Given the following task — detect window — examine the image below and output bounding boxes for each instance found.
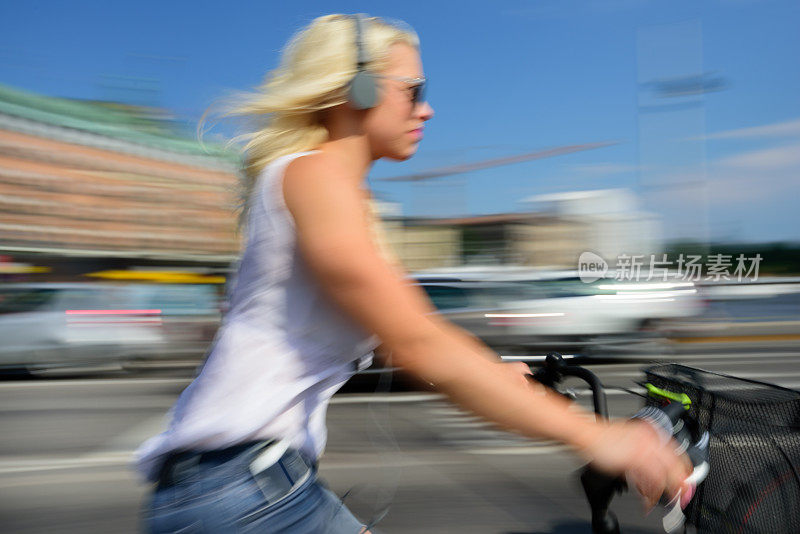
[420,285,470,310]
[0,288,58,314]
[126,284,219,315]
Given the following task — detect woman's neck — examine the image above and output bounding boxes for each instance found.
[318,109,376,185]
[317,135,374,185]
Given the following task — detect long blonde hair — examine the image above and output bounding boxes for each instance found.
[205,14,419,227]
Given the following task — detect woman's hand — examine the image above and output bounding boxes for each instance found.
[581,419,693,511]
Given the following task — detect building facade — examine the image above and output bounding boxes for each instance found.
[0,84,241,279]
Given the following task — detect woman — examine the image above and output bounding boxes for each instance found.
[137,14,691,533]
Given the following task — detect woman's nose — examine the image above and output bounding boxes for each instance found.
[417,101,434,121]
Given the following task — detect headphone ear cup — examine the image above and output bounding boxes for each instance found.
[349,70,377,109]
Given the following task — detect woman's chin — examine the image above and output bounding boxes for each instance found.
[396,145,419,161]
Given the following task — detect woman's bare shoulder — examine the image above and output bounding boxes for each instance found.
[282,150,362,226]
[284,150,348,184]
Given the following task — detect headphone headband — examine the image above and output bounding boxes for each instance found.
[353,13,369,67]
[348,13,377,109]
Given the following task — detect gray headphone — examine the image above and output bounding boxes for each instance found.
[348,14,378,110]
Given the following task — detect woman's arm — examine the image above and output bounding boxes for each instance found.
[283,153,690,507]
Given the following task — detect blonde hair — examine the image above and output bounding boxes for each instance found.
[205,14,419,227]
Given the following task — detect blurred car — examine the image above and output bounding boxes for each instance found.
[125,283,221,362]
[0,282,221,374]
[0,283,166,374]
[412,266,702,356]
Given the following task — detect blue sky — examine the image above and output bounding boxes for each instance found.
[1,0,798,243]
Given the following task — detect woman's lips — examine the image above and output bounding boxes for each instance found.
[410,128,424,140]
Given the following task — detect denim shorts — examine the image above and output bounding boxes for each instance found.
[143,443,366,533]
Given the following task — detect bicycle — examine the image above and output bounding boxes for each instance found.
[529,353,800,534]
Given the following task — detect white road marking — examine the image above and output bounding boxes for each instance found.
[439,420,496,429]
[0,452,134,475]
[672,351,800,360]
[95,414,168,453]
[0,470,139,488]
[591,370,800,380]
[0,398,175,412]
[0,451,471,478]
[0,377,192,389]
[465,444,567,455]
[320,457,468,470]
[329,393,442,404]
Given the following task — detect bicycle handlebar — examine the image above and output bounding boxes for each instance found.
[529,352,610,418]
[528,352,710,534]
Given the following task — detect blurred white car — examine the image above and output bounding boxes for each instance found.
[0,283,166,373]
[125,283,221,361]
[413,267,702,355]
[0,282,221,374]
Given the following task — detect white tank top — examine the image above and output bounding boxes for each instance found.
[135,151,378,481]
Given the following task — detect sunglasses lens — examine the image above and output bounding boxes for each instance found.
[412,83,425,104]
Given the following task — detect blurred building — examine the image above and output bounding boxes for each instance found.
[523,189,662,265]
[386,213,592,270]
[368,196,461,271]
[370,189,662,271]
[0,83,661,278]
[0,84,241,279]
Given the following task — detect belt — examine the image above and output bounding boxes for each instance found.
[157,440,314,506]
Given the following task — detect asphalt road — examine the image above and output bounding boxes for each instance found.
[2,345,799,533]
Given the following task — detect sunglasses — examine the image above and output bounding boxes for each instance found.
[375,75,427,105]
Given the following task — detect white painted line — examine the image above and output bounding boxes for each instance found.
[0,451,474,478]
[673,352,800,360]
[0,470,137,488]
[427,407,470,417]
[95,414,168,453]
[0,452,133,475]
[329,393,442,404]
[0,377,192,389]
[685,357,800,366]
[0,393,443,412]
[0,398,174,412]
[583,352,800,367]
[320,457,468,470]
[591,370,800,380]
[465,444,567,455]
[439,421,495,429]
[123,360,200,370]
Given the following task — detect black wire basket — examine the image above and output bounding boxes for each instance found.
[643,363,800,534]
